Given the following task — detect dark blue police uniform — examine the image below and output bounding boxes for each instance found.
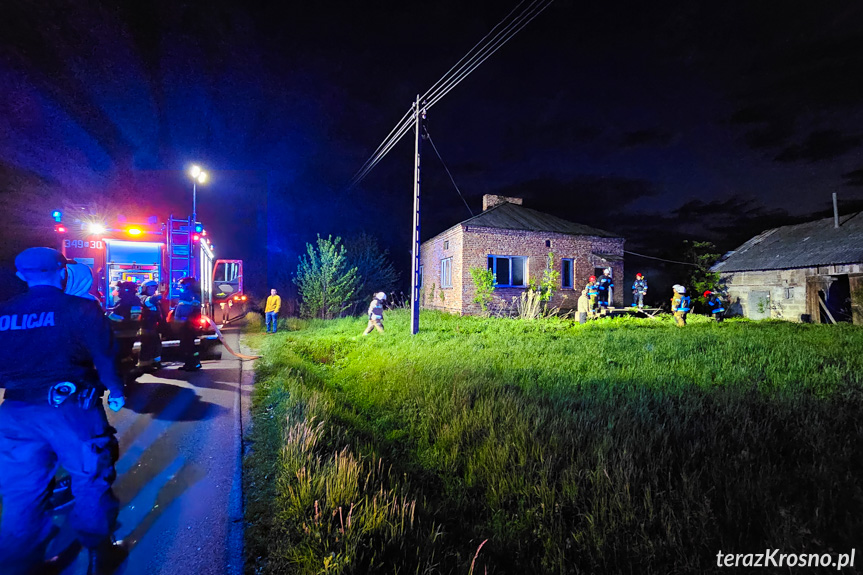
[0,250,124,574]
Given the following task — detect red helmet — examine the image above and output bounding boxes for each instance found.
[703,290,712,297]
[636,273,643,279]
[589,275,596,282]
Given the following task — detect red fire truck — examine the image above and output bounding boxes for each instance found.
[53,208,244,330]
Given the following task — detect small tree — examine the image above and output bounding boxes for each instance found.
[294,235,359,319]
[470,266,496,316]
[683,240,724,305]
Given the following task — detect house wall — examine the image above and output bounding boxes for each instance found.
[422,226,624,315]
[718,263,863,322]
[419,226,464,314]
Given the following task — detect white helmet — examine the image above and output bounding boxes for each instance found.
[376,292,387,300]
[674,285,686,294]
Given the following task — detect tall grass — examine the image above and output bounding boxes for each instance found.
[244,311,863,574]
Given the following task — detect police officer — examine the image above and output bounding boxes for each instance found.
[137,280,164,371]
[174,277,202,371]
[0,247,125,575]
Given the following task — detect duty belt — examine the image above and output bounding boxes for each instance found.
[5,382,101,408]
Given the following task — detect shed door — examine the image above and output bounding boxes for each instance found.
[850,274,863,326]
[748,291,770,320]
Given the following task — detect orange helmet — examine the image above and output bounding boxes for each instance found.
[589,275,596,282]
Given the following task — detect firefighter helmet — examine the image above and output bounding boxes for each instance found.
[178,276,196,287]
[376,292,387,300]
[674,285,686,294]
[589,275,596,282]
[636,273,643,279]
[117,281,138,294]
[703,290,712,298]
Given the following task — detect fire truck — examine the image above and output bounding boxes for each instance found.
[53,208,244,334]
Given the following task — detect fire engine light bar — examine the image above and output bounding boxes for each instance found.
[127,227,142,236]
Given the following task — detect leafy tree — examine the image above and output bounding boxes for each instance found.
[683,240,724,304]
[345,233,400,303]
[470,266,496,316]
[294,235,359,319]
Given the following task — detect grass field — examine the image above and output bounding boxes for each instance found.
[243,310,863,574]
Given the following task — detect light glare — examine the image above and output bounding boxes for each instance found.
[190,165,201,178]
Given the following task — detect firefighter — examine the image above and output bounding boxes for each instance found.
[109,281,143,379]
[137,280,164,371]
[362,292,387,335]
[598,268,614,308]
[632,273,648,310]
[0,247,126,575]
[174,277,202,371]
[671,284,691,326]
[703,290,726,322]
[586,275,599,312]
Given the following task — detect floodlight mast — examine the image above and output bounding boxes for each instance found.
[410,95,426,335]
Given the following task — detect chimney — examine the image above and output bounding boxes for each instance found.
[482,194,523,211]
[833,192,839,229]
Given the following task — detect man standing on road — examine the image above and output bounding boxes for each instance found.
[174,277,202,371]
[265,288,281,334]
[138,280,164,371]
[0,247,126,575]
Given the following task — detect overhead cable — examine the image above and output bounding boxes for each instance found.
[623,250,700,267]
[351,0,554,186]
[427,132,474,217]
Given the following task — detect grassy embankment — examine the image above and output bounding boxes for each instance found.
[244,310,863,574]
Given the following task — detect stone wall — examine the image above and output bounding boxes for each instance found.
[719,263,863,322]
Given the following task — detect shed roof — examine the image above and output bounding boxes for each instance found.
[459,202,621,238]
[711,212,863,272]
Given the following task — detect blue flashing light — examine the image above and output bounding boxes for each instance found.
[52,211,62,222]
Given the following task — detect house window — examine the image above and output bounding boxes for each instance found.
[545,239,551,248]
[784,287,794,299]
[444,240,449,250]
[561,258,573,289]
[441,258,452,288]
[487,255,528,287]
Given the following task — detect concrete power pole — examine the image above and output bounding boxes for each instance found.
[410,96,425,335]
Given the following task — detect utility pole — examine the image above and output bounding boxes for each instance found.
[410,96,425,335]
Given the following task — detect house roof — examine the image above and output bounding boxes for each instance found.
[711,212,863,272]
[458,202,621,238]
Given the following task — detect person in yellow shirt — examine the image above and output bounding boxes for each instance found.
[265,288,281,333]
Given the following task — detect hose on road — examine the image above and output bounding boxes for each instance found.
[204,316,262,361]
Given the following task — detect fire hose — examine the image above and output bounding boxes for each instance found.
[203,316,262,360]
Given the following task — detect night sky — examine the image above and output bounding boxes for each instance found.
[2,0,863,301]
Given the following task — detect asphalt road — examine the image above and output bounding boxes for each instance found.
[52,327,253,575]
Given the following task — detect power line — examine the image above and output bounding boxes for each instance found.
[351,0,554,186]
[426,131,474,217]
[624,250,700,267]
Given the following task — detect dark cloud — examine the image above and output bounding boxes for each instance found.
[619,129,673,149]
[774,130,862,163]
[842,168,863,187]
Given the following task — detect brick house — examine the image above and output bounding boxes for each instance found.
[420,195,625,315]
[710,212,863,324]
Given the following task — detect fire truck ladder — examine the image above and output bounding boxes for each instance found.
[166,216,194,301]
